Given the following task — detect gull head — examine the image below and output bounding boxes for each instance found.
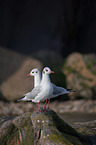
[43,67,54,75]
[27,68,40,77]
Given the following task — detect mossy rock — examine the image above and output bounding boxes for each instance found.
[0,109,96,144]
[62,52,96,99]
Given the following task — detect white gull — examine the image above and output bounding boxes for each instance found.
[18,67,54,111]
[17,68,41,101]
[18,67,75,111]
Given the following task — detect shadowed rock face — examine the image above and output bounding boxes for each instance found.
[0,109,96,145]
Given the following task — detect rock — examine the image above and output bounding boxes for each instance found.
[0,101,37,116]
[0,47,42,101]
[0,109,96,144]
[13,113,34,145]
[62,52,96,99]
[50,100,96,114]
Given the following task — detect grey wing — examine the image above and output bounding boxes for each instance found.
[51,83,68,98]
[24,92,30,96]
[25,85,42,100]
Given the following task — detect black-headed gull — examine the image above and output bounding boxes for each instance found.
[25,67,75,110]
[18,67,54,111]
[18,68,41,101]
[24,68,41,97]
[27,68,41,87]
[31,67,54,111]
[18,67,75,111]
[26,68,46,109]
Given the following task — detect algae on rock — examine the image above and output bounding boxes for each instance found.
[0,109,96,144]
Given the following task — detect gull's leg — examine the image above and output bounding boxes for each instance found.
[43,99,47,110]
[43,101,45,110]
[38,102,41,112]
[47,99,50,109]
[45,99,47,108]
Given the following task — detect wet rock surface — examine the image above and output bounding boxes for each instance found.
[0,109,96,145]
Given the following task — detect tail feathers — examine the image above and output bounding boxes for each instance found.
[17,97,27,101]
[24,92,30,96]
[67,89,76,92]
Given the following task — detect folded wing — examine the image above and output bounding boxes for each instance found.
[50,83,74,98]
[17,85,42,101]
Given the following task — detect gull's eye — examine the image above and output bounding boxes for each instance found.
[36,71,38,73]
[32,71,34,73]
[46,69,48,72]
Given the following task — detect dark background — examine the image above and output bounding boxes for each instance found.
[0,0,96,56]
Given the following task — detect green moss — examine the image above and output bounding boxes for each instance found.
[86,64,91,69]
[1,108,96,145]
[92,71,96,75]
[20,118,34,145]
[32,111,79,144]
[78,74,82,79]
[64,67,73,74]
[13,113,34,145]
[48,131,73,145]
[88,78,93,82]
[84,56,96,72]
[32,112,55,130]
[80,82,88,89]
[20,127,34,145]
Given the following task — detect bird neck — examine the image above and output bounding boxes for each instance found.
[41,74,51,84]
[34,74,41,87]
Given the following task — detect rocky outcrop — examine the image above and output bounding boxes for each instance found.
[0,47,42,101]
[62,52,96,99]
[0,109,96,145]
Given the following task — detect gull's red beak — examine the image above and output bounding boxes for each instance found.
[50,71,54,73]
[27,74,31,77]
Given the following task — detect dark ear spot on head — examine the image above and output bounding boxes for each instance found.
[36,71,38,73]
[43,71,45,74]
